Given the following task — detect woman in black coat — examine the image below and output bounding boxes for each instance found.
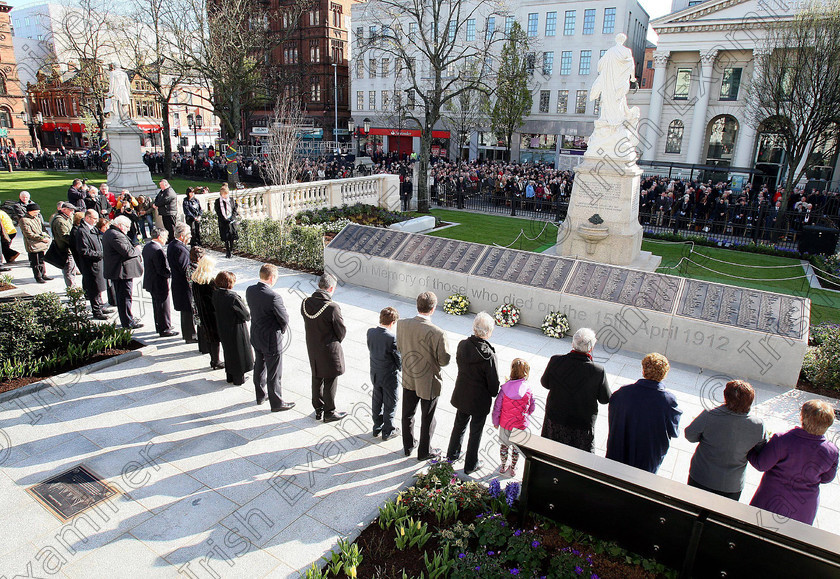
[445,312,500,475]
[214,184,238,258]
[212,271,253,385]
[191,254,223,369]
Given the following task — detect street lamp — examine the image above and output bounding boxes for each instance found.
[362,117,371,157]
[347,118,355,155]
[187,112,203,153]
[332,63,339,155]
[17,110,43,153]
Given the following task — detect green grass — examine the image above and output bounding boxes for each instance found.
[426,209,558,252]
[0,170,223,211]
[424,208,840,325]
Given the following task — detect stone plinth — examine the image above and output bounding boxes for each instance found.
[105,123,158,199]
[556,157,660,272]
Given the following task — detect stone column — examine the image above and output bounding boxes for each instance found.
[641,51,670,161]
[732,48,767,169]
[684,50,718,165]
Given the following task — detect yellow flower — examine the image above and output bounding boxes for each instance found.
[400,527,405,536]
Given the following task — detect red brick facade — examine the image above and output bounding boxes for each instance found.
[0,1,32,149]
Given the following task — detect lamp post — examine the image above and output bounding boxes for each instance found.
[17,110,43,153]
[332,63,339,155]
[363,117,371,157]
[347,118,355,155]
[187,112,203,153]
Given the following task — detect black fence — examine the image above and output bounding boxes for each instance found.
[432,181,570,222]
[517,435,840,579]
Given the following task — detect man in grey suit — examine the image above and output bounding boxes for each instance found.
[397,292,451,461]
[102,215,144,329]
[141,227,176,337]
[245,264,295,412]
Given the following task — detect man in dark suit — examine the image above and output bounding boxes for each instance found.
[397,292,451,461]
[68,179,86,211]
[76,209,112,320]
[367,307,402,440]
[246,264,295,412]
[102,215,144,329]
[167,223,197,342]
[142,227,176,337]
[301,273,347,422]
[154,179,178,242]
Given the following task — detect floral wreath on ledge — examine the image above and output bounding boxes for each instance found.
[494,303,520,328]
[541,311,570,339]
[443,293,470,315]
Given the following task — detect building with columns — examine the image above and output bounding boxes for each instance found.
[636,0,840,190]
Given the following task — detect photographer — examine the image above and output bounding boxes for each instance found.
[136,195,155,241]
[116,190,140,243]
[183,187,202,247]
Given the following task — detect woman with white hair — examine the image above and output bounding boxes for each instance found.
[540,327,611,452]
[445,311,501,475]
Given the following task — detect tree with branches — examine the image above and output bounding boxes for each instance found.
[488,20,531,160]
[358,0,502,211]
[263,97,305,224]
[746,5,840,238]
[442,60,487,160]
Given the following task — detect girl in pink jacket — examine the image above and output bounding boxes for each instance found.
[492,358,536,476]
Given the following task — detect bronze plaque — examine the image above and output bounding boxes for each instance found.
[472,248,574,291]
[566,263,679,313]
[28,465,119,521]
[327,224,409,258]
[676,280,806,339]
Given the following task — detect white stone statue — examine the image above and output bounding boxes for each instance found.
[586,33,641,160]
[104,65,132,125]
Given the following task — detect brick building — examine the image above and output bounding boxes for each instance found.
[0,1,32,149]
[247,0,356,149]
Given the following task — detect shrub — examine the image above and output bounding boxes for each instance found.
[802,323,840,390]
[295,203,408,227]
[644,230,809,259]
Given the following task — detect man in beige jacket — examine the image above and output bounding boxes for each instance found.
[397,291,451,461]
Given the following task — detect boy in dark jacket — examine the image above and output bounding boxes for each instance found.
[367,307,402,440]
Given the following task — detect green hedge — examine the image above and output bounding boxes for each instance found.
[296,203,408,227]
[0,289,134,380]
[803,322,840,391]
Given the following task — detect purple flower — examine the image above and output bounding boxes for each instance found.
[505,481,521,506]
[574,566,583,575]
[514,530,522,536]
[488,478,502,499]
[572,550,580,556]
[510,570,520,575]
[459,553,466,559]
[531,540,540,548]
[488,551,495,556]
[592,575,600,579]
[475,566,481,571]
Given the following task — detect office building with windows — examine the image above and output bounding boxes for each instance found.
[350,0,648,165]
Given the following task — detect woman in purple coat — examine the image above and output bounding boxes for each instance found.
[748,400,838,525]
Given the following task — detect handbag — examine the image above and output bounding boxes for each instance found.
[44,240,68,269]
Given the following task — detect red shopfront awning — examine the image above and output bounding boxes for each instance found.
[42,122,74,132]
[362,128,450,139]
[137,124,163,133]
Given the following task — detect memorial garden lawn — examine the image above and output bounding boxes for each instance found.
[426,208,840,326]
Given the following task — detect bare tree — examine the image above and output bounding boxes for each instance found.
[746,5,840,238]
[263,97,305,190]
[125,0,193,177]
[359,0,502,211]
[175,0,311,184]
[441,60,488,160]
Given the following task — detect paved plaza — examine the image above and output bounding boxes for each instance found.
[0,241,839,578]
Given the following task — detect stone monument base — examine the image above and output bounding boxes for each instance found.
[105,122,158,199]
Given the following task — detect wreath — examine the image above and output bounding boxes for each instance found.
[494,303,520,328]
[541,311,570,339]
[443,293,470,315]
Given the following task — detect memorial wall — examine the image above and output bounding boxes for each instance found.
[325,224,810,387]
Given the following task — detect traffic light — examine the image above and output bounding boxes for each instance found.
[173,129,180,137]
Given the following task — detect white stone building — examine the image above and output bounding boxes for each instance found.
[636,0,840,190]
[349,0,649,167]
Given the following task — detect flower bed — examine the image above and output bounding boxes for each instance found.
[296,203,409,228]
[0,288,136,391]
[801,322,840,395]
[306,461,674,579]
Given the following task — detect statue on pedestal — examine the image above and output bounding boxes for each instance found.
[104,65,132,126]
[586,34,641,160]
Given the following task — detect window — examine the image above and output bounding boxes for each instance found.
[356,26,363,40]
[666,120,684,153]
[674,68,691,99]
[369,25,377,40]
[486,16,495,39]
[309,9,320,26]
[466,18,476,41]
[603,8,616,34]
[557,90,568,113]
[526,52,535,75]
[382,58,390,76]
[546,12,557,36]
[369,58,377,78]
[356,91,364,110]
[560,51,572,75]
[369,90,376,110]
[309,40,320,63]
[0,109,11,129]
[564,11,575,35]
[311,79,321,102]
[527,13,538,37]
[381,25,391,41]
[593,97,601,117]
[579,50,591,75]
[720,67,742,100]
[543,51,554,76]
[356,60,364,78]
[409,22,416,36]
[583,9,595,34]
[600,49,606,59]
[448,21,456,41]
[332,41,343,63]
[646,60,653,69]
[407,89,416,109]
[576,90,587,114]
[331,5,341,27]
[505,16,515,35]
[382,90,391,109]
[539,90,550,113]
